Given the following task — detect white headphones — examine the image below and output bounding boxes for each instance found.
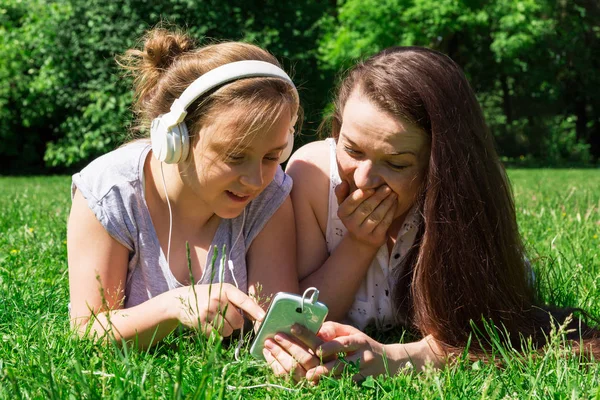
[150,60,297,164]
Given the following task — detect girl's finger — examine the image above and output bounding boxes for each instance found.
[200,321,218,337]
[221,302,245,331]
[263,348,287,376]
[210,311,235,337]
[305,358,346,381]
[224,285,265,322]
[272,332,321,371]
[305,365,327,383]
[264,339,307,381]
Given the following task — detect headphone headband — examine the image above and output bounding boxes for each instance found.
[152,60,297,164]
[160,60,296,130]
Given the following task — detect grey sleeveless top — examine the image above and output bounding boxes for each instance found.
[71,141,292,308]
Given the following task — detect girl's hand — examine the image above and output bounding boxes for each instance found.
[335,181,397,249]
[263,322,443,383]
[171,283,265,337]
[262,324,328,382]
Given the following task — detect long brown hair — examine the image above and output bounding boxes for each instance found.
[330,46,599,356]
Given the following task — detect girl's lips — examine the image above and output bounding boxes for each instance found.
[226,190,250,203]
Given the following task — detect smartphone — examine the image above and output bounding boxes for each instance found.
[250,290,328,361]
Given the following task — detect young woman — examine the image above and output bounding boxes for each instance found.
[262,46,599,381]
[67,28,300,348]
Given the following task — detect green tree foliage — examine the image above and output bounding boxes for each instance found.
[0,0,331,173]
[0,0,73,173]
[317,0,600,164]
[0,0,598,172]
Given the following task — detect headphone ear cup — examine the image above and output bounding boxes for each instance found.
[177,122,190,162]
[151,115,172,163]
[279,132,294,164]
[168,122,190,164]
[151,116,190,164]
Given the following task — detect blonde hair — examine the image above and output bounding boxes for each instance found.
[118,28,300,159]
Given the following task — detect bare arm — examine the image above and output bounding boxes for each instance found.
[68,190,264,348]
[311,322,444,378]
[286,141,391,321]
[246,195,299,309]
[264,321,445,382]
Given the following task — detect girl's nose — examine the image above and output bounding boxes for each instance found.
[240,161,264,189]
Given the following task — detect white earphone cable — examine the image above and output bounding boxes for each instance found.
[229,208,246,361]
[159,162,173,266]
[158,162,294,391]
[224,209,297,392]
[228,208,245,290]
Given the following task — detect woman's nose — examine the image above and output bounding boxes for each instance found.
[353,160,383,190]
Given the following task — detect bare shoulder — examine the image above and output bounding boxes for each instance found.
[286,140,331,185]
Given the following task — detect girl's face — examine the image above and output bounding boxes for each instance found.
[183,107,292,219]
[336,90,430,222]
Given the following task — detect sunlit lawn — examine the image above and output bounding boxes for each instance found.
[0,169,598,399]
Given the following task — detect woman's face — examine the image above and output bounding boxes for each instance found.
[336,90,430,222]
[183,106,292,219]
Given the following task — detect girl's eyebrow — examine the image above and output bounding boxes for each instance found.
[239,142,289,154]
[211,140,288,154]
[267,143,289,152]
[210,141,237,153]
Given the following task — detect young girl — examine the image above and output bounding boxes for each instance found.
[262,46,599,381]
[67,28,300,347]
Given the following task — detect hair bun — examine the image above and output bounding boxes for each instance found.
[143,28,195,71]
[118,28,197,115]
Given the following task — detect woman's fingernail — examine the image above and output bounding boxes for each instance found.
[264,340,274,350]
[274,333,284,342]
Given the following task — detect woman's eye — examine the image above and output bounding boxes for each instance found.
[344,146,362,156]
[388,162,408,170]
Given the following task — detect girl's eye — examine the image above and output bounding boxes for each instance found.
[264,155,279,163]
[225,154,245,164]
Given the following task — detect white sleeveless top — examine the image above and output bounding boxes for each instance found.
[324,138,420,331]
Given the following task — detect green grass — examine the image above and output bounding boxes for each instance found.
[0,170,599,399]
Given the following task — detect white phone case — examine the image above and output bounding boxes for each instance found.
[250,291,328,360]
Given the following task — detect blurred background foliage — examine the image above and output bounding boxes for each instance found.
[0,0,598,174]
